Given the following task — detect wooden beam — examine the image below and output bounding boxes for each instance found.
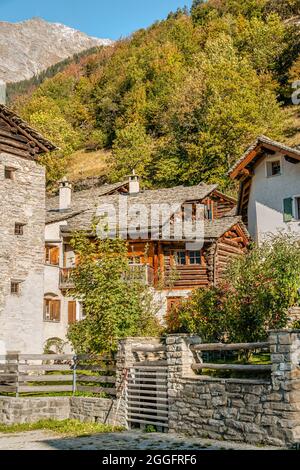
[192,363,271,371]
[191,341,269,351]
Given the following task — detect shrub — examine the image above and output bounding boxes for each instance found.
[167,234,300,343]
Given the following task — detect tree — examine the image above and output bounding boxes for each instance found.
[167,234,300,343]
[67,229,161,354]
[110,122,154,182]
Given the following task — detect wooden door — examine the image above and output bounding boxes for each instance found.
[68,301,76,324]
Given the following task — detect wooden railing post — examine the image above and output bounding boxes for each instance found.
[72,355,77,395]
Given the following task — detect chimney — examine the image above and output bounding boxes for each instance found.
[0,80,6,105]
[59,177,72,210]
[129,170,140,195]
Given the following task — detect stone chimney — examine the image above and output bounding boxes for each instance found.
[59,177,72,210]
[0,80,6,105]
[129,170,140,195]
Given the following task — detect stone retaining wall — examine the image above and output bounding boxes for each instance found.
[0,396,125,427]
[0,397,70,424]
[69,397,125,427]
[166,331,300,447]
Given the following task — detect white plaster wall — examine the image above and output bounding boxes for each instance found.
[247,152,300,243]
[154,289,192,323]
[44,221,73,351]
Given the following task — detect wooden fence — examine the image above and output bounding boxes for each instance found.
[190,341,271,374]
[0,353,116,397]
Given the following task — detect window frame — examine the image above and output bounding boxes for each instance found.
[172,249,203,266]
[43,296,61,323]
[293,195,300,220]
[14,223,25,236]
[45,245,60,266]
[266,157,282,178]
[4,166,17,180]
[10,281,21,295]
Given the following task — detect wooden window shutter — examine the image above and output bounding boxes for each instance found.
[283,198,293,222]
[68,301,76,324]
[50,247,59,265]
[51,300,61,322]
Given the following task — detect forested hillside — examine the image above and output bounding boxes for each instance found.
[12,0,300,192]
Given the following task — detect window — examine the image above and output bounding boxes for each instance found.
[11,281,21,295]
[189,251,201,265]
[68,301,77,324]
[44,296,61,322]
[14,223,25,236]
[174,251,187,265]
[295,197,300,220]
[4,167,16,180]
[283,198,293,223]
[267,160,281,177]
[45,245,59,265]
[173,250,202,266]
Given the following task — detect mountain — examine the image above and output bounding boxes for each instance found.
[12,1,300,192]
[0,17,112,83]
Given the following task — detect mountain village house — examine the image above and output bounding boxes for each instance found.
[0,104,56,354]
[44,175,249,346]
[229,135,300,243]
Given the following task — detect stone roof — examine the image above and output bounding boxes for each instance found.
[46,181,128,224]
[58,183,246,241]
[0,104,57,153]
[202,216,248,240]
[228,135,300,178]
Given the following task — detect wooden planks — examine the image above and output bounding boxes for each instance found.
[0,353,116,397]
[191,342,269,351]
[192,363,271,372]
[127,363,169,430]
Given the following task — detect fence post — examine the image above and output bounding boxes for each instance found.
[72,355,77,395]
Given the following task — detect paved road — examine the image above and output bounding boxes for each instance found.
[0,430,282,450]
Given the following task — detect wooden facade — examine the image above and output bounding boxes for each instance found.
[57,183,249,314]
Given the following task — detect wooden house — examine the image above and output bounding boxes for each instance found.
[45,175,249,332]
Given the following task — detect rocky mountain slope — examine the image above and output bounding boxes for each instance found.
[0,17,112,83]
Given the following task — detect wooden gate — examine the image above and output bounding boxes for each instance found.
[127,358,169,431]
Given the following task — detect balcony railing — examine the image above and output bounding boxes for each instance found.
[125,264,154,286]
[59,268,74,289]
[60,264,154,290]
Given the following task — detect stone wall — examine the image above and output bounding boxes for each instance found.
[69,397,125,427]
[0,396,124,427]
[0,397,70,424]
[0,152,45,353]
[166,331,300,447]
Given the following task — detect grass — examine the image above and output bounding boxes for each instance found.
[199,352,272,379]
[66,149,110,182]
[0,419,124,437]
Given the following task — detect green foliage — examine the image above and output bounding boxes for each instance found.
[168,234,300,342]
[0,419,123,436]
[43,337,67,355]
[166,287,227,342]
[111,122,154,181]
[291,319,300,329]
[67,230,161,354]
[13,4,296,189]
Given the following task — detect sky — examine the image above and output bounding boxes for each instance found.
[0,0,193,40]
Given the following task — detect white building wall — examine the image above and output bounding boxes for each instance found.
[247,152,300,243]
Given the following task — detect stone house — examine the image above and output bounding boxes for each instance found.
[0,104,56,354]
[44,175,249,348]
[229,135,300,243]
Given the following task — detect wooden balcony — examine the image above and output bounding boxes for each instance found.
[59,268,74,289]
[60,264,155,290]
[125,264,154,286]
